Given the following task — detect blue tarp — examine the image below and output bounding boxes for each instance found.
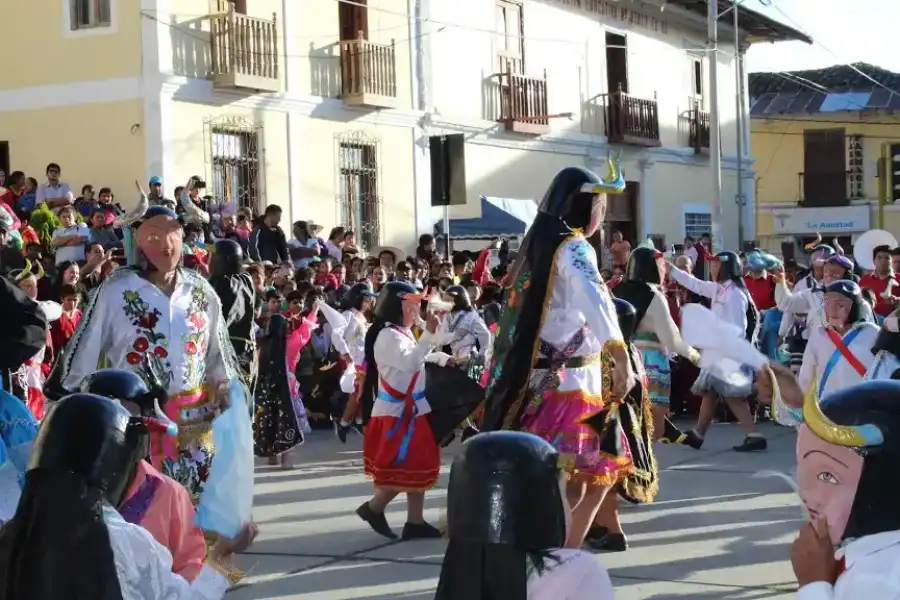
[434,196,538,238]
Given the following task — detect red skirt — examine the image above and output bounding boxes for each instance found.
[363,414,440,492]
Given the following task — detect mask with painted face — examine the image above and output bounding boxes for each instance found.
[133,207,183,273]
[795,379,900,546]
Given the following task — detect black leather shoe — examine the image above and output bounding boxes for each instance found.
[584,525,609,543]
[356,502,397,539]
[661,419,687,444]
[733,436,767,452]
[335,421,351,444]
[681,430,704,450]
[588,532,628,552]
[401,521,442,540]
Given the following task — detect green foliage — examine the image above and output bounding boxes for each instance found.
[28,203,84,249]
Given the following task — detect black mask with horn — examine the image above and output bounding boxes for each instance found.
[799,379,900,541]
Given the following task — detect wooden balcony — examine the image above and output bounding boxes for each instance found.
[797,171,854,207]
[209,3,279,92]
[486,70,550,135]
[688,101,710,153]
[599,84,661,147]
[339,34,398,108]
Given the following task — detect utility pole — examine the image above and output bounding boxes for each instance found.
[708,0,723,251]
[734,0,744,248]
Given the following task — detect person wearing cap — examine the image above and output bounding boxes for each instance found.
[798,280,879,402]
[48,188,245,504]
[434,431,614,600]
[0,392,257,598]
[148,176,165,205]
[355,281,450,540]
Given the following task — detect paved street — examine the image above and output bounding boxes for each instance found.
[231,421,803,599]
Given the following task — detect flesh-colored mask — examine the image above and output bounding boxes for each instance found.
[135,214,183,273]
[586,194,607,237]
[796,424,863,546]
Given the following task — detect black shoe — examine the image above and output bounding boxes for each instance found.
[661,419,687,444]
[461,426,479,442]
[733,436,767,452]
[588,532,628,552]
[401,521,442,540]
[439,432,456,448]
[681,430,704,450]
[335,421,351,444]
[356,502,397,539]
[584,525,609,543]
[351,421,364,436]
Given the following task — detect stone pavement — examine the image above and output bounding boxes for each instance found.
[230,421,803,600]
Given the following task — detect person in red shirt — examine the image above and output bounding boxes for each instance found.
[49,284,82,352]
[743,268,776,311]
[0,171,24,213]
[859,244,900,318]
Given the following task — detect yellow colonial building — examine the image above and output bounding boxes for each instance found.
[0,0,420,251]
[750,63,900,260]
[1,0,805,253]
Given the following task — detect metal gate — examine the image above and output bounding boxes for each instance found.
[334,130,382,251]
[203,115,263,214]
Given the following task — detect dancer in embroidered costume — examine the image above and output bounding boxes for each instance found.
[866,306,900,380]
[434,431,614,600]
[208,239,258,397]
[667,251,765,452]
[79,368,206,581]
[0,274,45,523]
[439,285,492,381]
[612,245,699,444]
[786,379,900,599]
[798,280,878,400]
[584,298,659,553]
[318,281,377,443]
[481,157,637,549]
[356,281,449,540]
[50,192,242,504]
[0,393,258,599]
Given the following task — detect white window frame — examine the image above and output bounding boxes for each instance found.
[683,203,712,240]
[63,0,118,39]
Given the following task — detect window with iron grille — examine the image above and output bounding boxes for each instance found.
[338,141,380,251]
[847,134,864,199]
[684,212,711,240]
[70,0,111,29]
[210,128,261,214]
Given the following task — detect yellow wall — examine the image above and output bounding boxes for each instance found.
[753,116,900,207]
[167,100,291,220]
[1,0,141,89]
[0,101,145,200]
[296,119,417,249]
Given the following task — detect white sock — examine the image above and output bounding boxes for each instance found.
[339,419,350,427]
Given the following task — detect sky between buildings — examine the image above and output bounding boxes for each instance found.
[745,0,898,74]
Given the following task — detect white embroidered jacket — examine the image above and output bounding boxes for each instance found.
[533,237,623,395]
[60,267,239,395]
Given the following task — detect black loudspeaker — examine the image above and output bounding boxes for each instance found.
[430,134,467,207]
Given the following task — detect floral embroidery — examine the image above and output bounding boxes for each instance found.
[122,290,173,387]
[181,287,210,387]
[567,239,606,290]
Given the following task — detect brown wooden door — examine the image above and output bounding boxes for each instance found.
[339,0,368,40]
[802,129,846,207]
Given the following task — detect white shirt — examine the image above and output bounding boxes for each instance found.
[797,530,900,600]
[527,549,614,600]
[798,322,879,400]
[35,181,74,207]
[324,239,343,263]
[318,303,368,365]
[442,309,492,360]
[777,282,875,337]
[52,222,89,264]
[104,505,230,599]
[59,267,238,395]
[866,350,900,381]
[288,237,319,269]
[371,326,450,419]
[667,268,750,336]
[634,286,694,358]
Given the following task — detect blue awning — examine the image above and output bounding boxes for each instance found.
[435,196,538,238]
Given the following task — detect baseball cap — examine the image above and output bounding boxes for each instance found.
[149,176,162,185]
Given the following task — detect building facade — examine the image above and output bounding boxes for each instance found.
[0,0,804,254]
[750,63,900,259]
